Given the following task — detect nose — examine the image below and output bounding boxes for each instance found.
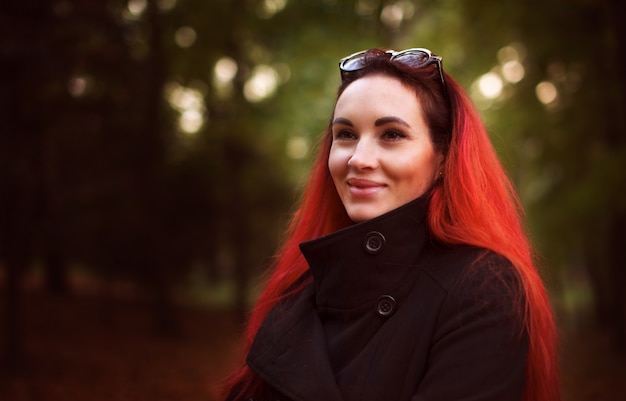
[348,138,378,169]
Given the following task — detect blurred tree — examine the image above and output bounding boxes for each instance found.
[406,0,626,348]
[4,0,622,372]
[0,0,402,368]
[0,0,51,369]
[168,0,398,317]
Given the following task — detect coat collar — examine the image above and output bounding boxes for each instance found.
[247,195,432,401]
[299,195,431,309]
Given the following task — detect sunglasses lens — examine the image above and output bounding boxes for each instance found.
[341,53,368,72]
[340,49,444,88]
[393,51,430,68]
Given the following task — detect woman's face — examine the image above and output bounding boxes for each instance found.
[329,74,444,222]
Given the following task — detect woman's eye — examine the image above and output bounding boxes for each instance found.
[334,129,356,140]
[382,129,407,140]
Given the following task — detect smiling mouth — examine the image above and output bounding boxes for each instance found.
[347,178,386,196]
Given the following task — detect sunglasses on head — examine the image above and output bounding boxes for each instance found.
[339,48,445,88]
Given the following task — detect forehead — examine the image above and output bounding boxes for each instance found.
[334,74,422,119]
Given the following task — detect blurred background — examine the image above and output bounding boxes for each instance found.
[0,0,625,400]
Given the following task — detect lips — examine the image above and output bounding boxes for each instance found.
[347,178,386,196]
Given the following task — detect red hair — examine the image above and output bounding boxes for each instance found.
[220,54,559,401]
[428,76,560,401]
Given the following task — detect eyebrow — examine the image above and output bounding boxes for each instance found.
[331,116,411,128]
[331,117,353,126]
[375,116,411,128]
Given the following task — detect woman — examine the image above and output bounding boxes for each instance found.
[221,48,560,401]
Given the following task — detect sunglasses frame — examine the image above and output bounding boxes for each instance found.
[339,48,445,89]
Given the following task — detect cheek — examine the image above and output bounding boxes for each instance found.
[391,150,437,186]
[328,146,348,178]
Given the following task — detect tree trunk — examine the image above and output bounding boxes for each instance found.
[142,0,180,336]
[0,1,49,368]
[607,212,626,349]
[604,0,626,350]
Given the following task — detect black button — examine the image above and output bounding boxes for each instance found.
[364,231,385,254]
[376,295,397,317]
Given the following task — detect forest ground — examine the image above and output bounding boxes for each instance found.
[1,278,625,401]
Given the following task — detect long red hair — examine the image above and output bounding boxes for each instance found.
[220,52,560,401]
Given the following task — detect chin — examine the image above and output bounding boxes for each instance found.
[346,206,386,223]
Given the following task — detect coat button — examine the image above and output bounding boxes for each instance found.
[376,295,397,317]
[363,231,385,254]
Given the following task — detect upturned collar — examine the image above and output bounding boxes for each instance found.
[247,195,433,401]
[299,194,431,310]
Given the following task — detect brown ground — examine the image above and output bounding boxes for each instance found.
[559,325,626,401]
[0,289,242,401]
[1,287,625,401]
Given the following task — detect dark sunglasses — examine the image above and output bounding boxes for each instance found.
[339,48,445,88]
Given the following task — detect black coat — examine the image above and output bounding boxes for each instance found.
[245,196,528,401]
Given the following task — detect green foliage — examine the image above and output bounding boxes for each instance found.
[1,1,624,331]
[405,0,626,338]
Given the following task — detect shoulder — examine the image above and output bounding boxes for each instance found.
[408,246,529,400]
[420,244,522,296]
[419,244,525,324]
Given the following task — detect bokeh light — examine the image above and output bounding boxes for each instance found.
[214,57,238,83]
[179,109,204,134]
[213,57,238,99]
[174,26,197,49]
[286,136,309,159]
[380,1,414,28]
[244,65,279,103]
[67,76,89,97]
[536,81,559,105]
[165,82,206,134]
[127,0,147,17]
[257,0,287,19]
[478,72,503,99]
[501,60,525,83]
